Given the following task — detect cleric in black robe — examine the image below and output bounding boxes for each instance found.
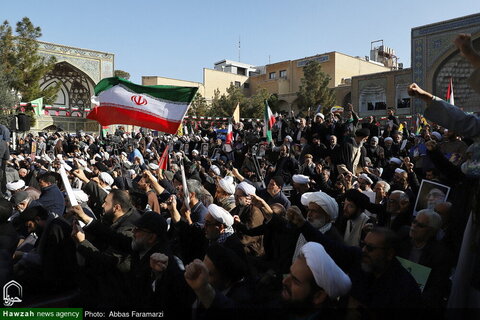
[335,128,369,175]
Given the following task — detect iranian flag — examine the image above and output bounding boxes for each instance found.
[264,101,276,143]
[88,77,198,134]
[445,77,455,105]
[226,122,233,144]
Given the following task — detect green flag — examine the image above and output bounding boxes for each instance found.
[30,97,44,116]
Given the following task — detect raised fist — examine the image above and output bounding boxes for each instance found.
[184,259,209,291]
[150,253,169,273]
[286,206,306,228]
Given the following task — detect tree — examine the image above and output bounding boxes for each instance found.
[0,64,17,113]
[297,60,336,113]
[210,84,248,117]
[187,92,209,117]
[114,70,130,80]
[0,17,59,105]
[244,88,277,119]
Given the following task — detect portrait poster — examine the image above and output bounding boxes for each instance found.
[201,143,209,156]
[414,179,450,215]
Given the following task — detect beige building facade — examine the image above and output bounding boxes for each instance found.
[142,65,250,104]
[249,52,391,112]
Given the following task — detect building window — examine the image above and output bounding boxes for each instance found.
[234,81,241,88]
[395,83,411,109]
[243,82,250,89]
[359,85,386,112]
[279,70,287,78]
[269,72,276,80]
[237,67,246,76]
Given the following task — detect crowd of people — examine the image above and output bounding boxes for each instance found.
[0,33,479,319]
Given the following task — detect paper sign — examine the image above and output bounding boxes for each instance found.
[397,256,431,292]
[362,190,376,217]
[59,165,78,207]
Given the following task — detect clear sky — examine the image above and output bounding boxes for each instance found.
[2,1,479,84]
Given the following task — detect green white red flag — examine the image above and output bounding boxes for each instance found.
[446,77,455,105]
[226,122,233,144]
[264,100,276,142]
[88,77,198,134]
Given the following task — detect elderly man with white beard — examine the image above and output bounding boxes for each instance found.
[292,191,343,262]
[215,176,236,212]
[230,182,264,257]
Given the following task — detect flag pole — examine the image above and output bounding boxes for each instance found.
[179,155,190,211]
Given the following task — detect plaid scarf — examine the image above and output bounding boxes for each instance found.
[217,226,235,244]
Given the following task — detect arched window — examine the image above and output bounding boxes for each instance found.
[359,86,386,112]
[40,62,95,116]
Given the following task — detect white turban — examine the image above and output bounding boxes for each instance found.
[395,168,406,174]
[301,191,339,220]
[208,204,234,227]
[210,165,221,176]
[300,242,351,299]
[384,137,393,143]
[285,135,293,142]
[315,113,325,120]
[358,174,373,185]
[236,181,256,196]
[148,163,159,170]
[390,157,402,165]
[72,189,89,203]
[127,169,136,178]
[192,149,199,155]
[431,132,442,141]
[77,159,92,173]
[292,174,310,184]
[218,176,236,195]
[99,172,114,186]
[6,180,25,191]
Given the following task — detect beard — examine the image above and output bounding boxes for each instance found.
[360,261,373,273]
[361,253,387,274]
[131,237,148,252]
[308,217,326,229]
[281,286,317,316]
[236,198,249,207]
[102,208,115,224]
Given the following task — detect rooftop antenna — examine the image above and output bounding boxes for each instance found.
[269,55,271,64]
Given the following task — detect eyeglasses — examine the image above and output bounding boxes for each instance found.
[411,220,429,228]
[360,240,387,252]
